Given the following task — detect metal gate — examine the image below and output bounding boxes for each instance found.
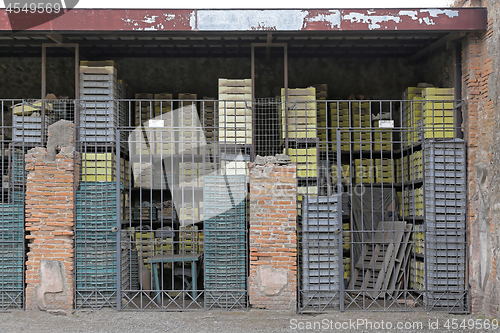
[74,94,250,310]
[293,93,468,313]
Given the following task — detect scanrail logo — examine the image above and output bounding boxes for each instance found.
[4,1,79,30]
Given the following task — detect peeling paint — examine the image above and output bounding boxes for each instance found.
[190,11,196,30]
[344,12,401,30]
[421,9,459,18]
[164,14,175,21]
[142,15,158,24]
[304,10,341,29]
[398,10,418,21]
[196,10,308,31]
[0,8,485,32]
[423,17,436,26]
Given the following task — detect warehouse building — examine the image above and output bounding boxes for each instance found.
[0,3,497,316]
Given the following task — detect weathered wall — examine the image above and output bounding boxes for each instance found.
[0,57,75,99]
[460,0,500,317]
[0,55,452,100]
[248,156,297,311]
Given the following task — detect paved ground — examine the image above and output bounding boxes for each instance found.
[0,309,499,333]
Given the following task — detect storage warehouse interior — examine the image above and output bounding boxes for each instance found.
[0,24,470,312]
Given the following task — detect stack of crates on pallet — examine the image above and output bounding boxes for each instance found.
[81,153,130,188]
[342,221,351,281]
[409,258,425,290]
[204,175,247,308]
[287,148,318,179]
[121,231,140,292]
[421,88,455,140]
[13,110,56,143]
[408,187,424,217]
[409,150,423,180]
[75,182,118,307]
[135,93,154,126]
[331,164,350,183]
[132,161,168,189]
[117,80,129,149]
[178,93,197,107]
[9,147,28,187]
[179,225,200,254]
[373,120,394,151]
[354,159,374,184]
[282,88,317,140]
[134,231,156,267]
[0,187,25,308]
[154,93,173,117]
[351,102,371,151]
[218,79,252,145]
[79,61,118,143]
[202,98,216,141]
[422,139,466,309]
[374,158,394,184]
[314,84,328,150]
[179,102,205,156]
[329,102,350,151]
[301,196,341,308]
[132,201,158,221]
[403,87,424,146]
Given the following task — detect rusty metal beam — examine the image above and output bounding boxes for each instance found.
[0,8,487,32]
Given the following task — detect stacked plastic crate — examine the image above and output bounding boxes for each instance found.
[329,102,350,151]
[218,79,252,145]
[281,87,316,140]
[134,93,154,126]
[0,185,24,309]
[422,139,466,310]
[403,87,424,146]
[154,93,173,117]
[121,230,140,292]
[301,195,341,309]
[351,102,371,151]
[201,98,216,142]
[79,61,118,143]
[314,84,328,151]
[373,120,393,151]
[288,148,317,179]
[204,175,247,308]
[421,88,455,140]
[12,109,56,143]
[75,181,119,308]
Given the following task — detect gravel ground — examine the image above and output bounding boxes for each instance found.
[0,309,499,333]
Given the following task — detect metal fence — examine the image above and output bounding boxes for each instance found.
[0,84,468,313]
[291,95,468,313]
[75,97,250,311]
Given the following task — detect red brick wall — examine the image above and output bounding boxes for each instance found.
[248,162,297,311]
[24,147,79,312]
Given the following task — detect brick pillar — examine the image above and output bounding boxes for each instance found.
[25,147,79,313]
[249,157,297,311]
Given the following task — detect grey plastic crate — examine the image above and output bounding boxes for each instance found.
[425,190,466,200]
[302,218,340,226]
[303,233,341,241]
[302,225,340,233]
[302,246,340,256]
[302,260,340,270]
